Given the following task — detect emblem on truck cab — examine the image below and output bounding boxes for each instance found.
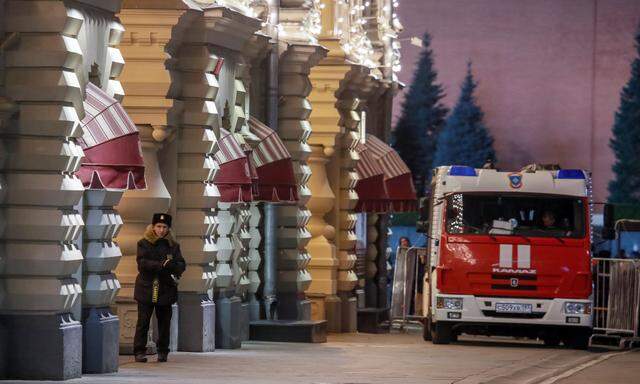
[508,173,523,189]
[510,278,519,287]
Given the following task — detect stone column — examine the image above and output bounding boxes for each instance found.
[364,213,379,307]
[0,1,85,379]
[82,190,123,373]
[116,6,181,353]
[233,203,251,341]
[277,44,327,320]
[214,202,239,348]
[376,214,391,308]
[78,8,128,373]
[306,145,340,329]
[334,97,360,332]
[213,68,249,350]
[166,13,220,352]
[247,203,262,320]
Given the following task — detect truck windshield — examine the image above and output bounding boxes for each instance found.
[445,193,586,238]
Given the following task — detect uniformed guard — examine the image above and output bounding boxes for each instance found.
[133,213,186,363]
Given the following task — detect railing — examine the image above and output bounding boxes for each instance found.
[590,258,640,349]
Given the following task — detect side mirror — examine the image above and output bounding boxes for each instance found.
[602,203,616,240]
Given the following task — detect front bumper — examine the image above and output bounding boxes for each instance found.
[433,295,592,327]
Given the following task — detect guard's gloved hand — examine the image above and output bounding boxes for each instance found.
[162,258,177,271]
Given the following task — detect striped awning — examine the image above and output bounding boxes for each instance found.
[248,116,298,203]
[77,83,146,190]
[213,128,253,203]
[355,142,389,212]
[365,134,417,212]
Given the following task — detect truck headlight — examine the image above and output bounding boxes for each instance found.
[564,302,591,314]
[437,297,463,310]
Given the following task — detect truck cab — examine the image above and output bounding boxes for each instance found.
[422,166,593,348]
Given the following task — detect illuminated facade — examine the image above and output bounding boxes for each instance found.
[0,0,403,379]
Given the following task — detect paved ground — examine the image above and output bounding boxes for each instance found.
[6,329,639,384]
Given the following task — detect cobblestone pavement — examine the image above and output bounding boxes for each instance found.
[6,329,638,384]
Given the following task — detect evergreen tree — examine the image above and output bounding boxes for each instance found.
[609,26,640,204]
[433,62,496,168]
[392,32,448,197]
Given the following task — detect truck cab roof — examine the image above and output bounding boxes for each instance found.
[434,165,590,198]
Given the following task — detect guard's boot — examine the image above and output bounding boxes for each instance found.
[157,352,168,362]
[135,354,148,363]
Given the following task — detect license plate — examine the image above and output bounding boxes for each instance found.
[495,303,532,313]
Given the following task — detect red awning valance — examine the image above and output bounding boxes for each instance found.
[365,134,417,212]
[213,128,253,203]
[77,83,146,190]
[248,116,298,203]
[355,141,389,212]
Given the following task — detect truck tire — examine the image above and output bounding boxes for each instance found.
[564,330,590,350]
[431,322,452,345]
[542,335,560,347]
[423,318,432,341]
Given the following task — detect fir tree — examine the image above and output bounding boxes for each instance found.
[433,62,496,168]
[392,32,448,197]
[609,25,640,204]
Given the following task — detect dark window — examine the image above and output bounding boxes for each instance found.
[445,193,586,238]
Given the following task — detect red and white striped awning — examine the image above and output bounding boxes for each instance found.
[77,83,146,190]
[355,142,389,212]
[213,128,253,203]
[365,134,417,212]
[248,116,298,203]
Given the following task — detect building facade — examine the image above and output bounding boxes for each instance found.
[0,0,404,380]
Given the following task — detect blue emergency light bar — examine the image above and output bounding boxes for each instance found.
[557,169,586,179]
[448,166,477,177]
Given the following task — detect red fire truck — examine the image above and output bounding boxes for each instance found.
[421,165,593,348]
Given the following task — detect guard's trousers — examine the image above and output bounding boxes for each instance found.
[133,302,172,355]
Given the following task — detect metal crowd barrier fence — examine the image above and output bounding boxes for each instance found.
[590,258,640,349]
[390,246,427,330]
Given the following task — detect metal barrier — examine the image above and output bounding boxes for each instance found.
[390,246,427,329]
[590,258,640,349]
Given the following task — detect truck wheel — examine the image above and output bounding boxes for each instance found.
[431,322,452,345]
[423,318,432,341]
[543,335,561,347]
[564,330,590,350]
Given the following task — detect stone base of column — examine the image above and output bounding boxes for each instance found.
[248,296,261,321]
[339,292,358,333]
[277,292,311,321]
[325,294,342,332]
[214,293,241,349]
[82,307,119,373]
[357,307,390,334]
[240,302,250,342]
[177,294,215,352]
[0,313,82,380]
[250,320,327,343]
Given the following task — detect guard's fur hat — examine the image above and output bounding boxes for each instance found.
[152,213,172,227]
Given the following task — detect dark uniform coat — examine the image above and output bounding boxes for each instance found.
[134,226,186,306]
